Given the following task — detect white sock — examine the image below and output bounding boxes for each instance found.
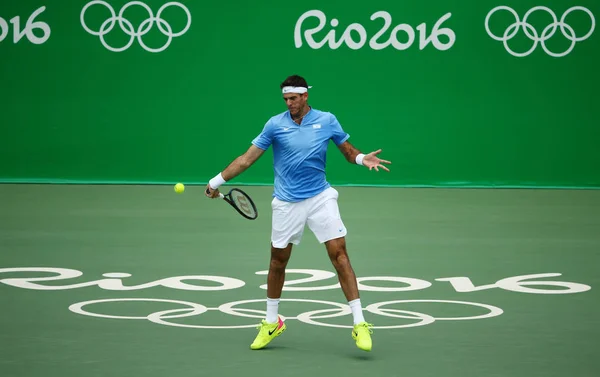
[266,297,280,323]
[348,298,365,325]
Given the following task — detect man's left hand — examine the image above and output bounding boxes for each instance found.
[363,149,391,172]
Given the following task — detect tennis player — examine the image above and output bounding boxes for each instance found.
[205,75,391,352]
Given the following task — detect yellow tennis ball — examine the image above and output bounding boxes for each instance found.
[174,183,185,193]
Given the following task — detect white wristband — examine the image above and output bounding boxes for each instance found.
[209,172,226,189]
[355,153,365,166]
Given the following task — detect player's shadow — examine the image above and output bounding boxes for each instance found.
[346,353,373,361]
[251,345,290,351]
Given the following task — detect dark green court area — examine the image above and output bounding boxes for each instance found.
[1,184,599,377]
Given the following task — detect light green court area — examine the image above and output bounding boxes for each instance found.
[1,184,599,377]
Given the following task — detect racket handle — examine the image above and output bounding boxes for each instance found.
[206,189,223,198]
[205,187,224,198]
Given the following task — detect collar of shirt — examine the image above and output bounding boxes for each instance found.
[286,107,313,126]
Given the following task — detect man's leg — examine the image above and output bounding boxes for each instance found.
[265,243,293,322]
[251,196,304,350]
[324,237,359,302]
[250,243,292,350]
[307,188,373,351]
[325,236,373,352]
[325,237,365,325]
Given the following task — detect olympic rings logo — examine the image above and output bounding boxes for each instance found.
[485,6,595,57]
[80,1,192,53]
[69,298,504,330]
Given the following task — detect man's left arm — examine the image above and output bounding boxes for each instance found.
[337,140,361,163]
[337,141,392,172]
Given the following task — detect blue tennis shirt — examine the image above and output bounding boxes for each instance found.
[252,108,350,202]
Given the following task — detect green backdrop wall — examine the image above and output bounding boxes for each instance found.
[1,0,598,188]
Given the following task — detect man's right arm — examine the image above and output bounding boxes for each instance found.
[205,144,265,197]
[221,144,265,181]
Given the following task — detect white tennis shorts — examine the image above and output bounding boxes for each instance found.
[271,187,347,248]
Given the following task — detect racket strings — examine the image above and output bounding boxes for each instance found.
[231,190,257,218]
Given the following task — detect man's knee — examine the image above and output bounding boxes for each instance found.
[270,243,292,270]
[326,238,350,268]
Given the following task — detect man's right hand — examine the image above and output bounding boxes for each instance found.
[205,184,220,198]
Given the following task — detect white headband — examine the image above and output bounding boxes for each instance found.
[282,86,312,94]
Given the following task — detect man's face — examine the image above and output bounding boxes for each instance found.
[283,93,307,116]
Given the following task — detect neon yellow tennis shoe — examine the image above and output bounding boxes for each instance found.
[352,322,373,351]
[250,317,286,350]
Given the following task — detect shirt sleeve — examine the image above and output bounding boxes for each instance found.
[330,113,350,146]
[251,118,275,150]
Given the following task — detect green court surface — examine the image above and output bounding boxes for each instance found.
[1,183,599,377]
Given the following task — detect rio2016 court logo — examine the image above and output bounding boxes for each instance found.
[0,267,592,331]
[80,1,192,52]
[485,5,595,57]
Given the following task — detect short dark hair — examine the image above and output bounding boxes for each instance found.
[280,75,309,89]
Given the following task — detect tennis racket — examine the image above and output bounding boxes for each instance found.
[206,187,258,220]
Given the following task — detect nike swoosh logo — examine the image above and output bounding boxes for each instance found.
[269,327,278,336]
